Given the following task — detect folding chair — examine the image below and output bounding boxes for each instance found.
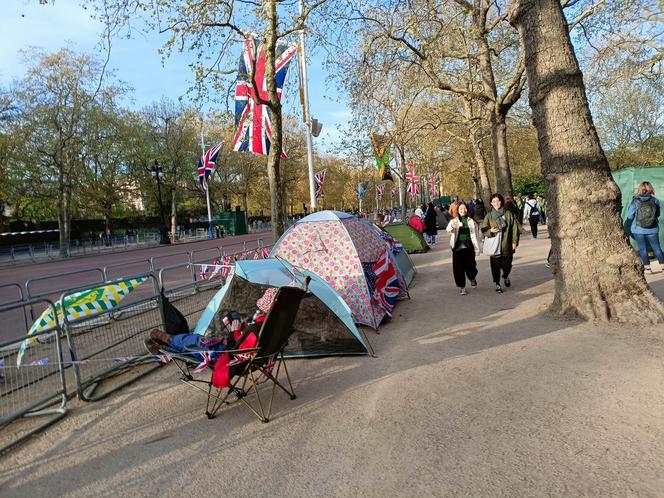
[169,283,308,423]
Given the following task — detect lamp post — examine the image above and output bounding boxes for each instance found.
[149,160,171,245]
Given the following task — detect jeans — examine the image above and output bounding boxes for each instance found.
[490,255,513,284]
[633,232,664,265]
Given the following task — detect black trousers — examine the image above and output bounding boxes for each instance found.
[490,255,513,284]
[529,216,539,238]
[452,248,478,288]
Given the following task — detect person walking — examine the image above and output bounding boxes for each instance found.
[447,202,480,295]
[522,193,542,238]
[482,194,520,293]
[424,202,438,244]
[627,181,664,273]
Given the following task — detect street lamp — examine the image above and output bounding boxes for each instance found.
[149,160,171,245]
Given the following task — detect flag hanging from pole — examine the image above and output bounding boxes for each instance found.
[428,173,439,199]
[405,163,420,200]
[376,183,385,200]
[197,143,223,190]
[314,169,327,200]
[370,133,393,181]
[358,183,366,201]
[391,185,399,197]
[233,37,297,157]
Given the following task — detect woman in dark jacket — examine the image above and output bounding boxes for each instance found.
[424,202,438,244]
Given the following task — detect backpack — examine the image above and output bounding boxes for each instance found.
[636,198,658,228]
[528,200,539,218]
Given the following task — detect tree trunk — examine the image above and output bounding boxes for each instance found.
[57,171,72,257]
[242,192,249,230]
[463,98,492,201]
[508,0,664,324]
[265,0,286,241]
[170,186,177,241]
[493,110,513,197]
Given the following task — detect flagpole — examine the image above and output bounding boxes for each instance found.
[201,122,214,240]
[299,0,317,211]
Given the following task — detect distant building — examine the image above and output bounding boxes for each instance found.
[120,181,145,212]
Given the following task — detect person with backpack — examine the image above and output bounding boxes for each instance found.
[627,181,664,273]
[522,193,542,238]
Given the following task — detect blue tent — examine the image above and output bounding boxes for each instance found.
[194,259,373,357]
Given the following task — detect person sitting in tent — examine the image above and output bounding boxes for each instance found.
[144,287,278,359]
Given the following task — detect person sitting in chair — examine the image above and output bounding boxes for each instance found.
[144,287,279,358]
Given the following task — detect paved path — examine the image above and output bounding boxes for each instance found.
[2,230,663,496]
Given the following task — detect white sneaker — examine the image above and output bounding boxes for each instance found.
[459,287,468,295]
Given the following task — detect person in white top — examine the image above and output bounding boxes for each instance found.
[522,193,542,238]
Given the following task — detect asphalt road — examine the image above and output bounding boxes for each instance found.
[0,231,274,342]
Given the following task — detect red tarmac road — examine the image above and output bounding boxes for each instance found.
[0,231,273,341]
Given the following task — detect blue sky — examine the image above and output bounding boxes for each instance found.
[0,1,349,149]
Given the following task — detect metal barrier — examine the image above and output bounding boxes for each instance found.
[61,273,163,402]
[26,267,105,303]
[0,298,68,453]
[103,258,154,282]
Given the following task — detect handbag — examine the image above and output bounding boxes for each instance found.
[483,232,502,257]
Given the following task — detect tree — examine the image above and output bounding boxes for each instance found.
[508,0,664,323]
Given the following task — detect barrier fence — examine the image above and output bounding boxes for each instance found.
[0,298,68,453]
[0,236,273,450]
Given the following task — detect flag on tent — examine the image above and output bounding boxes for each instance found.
[376,183,385,200]
[233,37,297,157]
[428,173,439,199]
[358,183,366,200]
[17,277,146,366]
[367,250,400,317]
[370,133,393,181]
[197,143,223,190]
[405,163,420,200]
[314,169,327,200]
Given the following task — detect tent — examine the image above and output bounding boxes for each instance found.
[361,221,416,288]
[270,211,408,329]
[193,259,372,357]
[612,166,664,248]
[383,223,430,254]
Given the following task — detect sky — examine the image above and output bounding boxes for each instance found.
[0,1,350,150]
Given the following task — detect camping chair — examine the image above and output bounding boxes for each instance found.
[168,282,309,423]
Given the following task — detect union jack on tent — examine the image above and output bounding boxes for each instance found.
[197,143,223,190]
[314,169,327,200]
[367,249,400,317]
[233,37,297,156]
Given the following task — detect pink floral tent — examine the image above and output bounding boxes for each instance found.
[270,211,408,329]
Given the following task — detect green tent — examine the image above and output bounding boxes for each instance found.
[612,166,664,248]
[383,223,430,254]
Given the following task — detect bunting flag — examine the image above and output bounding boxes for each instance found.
[405,163,420,200]
[314,169,327,200]
[376,183,385,200]
[197,143,223,190]
[428,173,439,199]
[370,133,394,181]
[17,278,146,367]
[233,37,297,157]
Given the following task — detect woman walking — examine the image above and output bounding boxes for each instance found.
[424,202,438,244]
[522,193,541,238]
[482,194,520,293]
[446,202,480,295]
[627,181,664,273]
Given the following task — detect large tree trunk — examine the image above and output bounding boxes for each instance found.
[170,186,177,241]
[57,171,71,257]
[492,110,513,197]
[508,0,664,323]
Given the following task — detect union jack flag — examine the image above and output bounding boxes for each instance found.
[368,249,401,317]
[193,350,215,374]
[314,169,327,200]
[219,256,235,282]
[197,143,223,190]
[233,37,297,156]
[405,163,420,200]
[376,183,385,200]
[428,173,439,199]
[391,185,399,197]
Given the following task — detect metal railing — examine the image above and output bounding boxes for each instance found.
[0,298,69,453]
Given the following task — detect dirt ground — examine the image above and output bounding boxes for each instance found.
[2,227,664,497]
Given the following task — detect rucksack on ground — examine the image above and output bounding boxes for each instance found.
[636,199,658,228]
